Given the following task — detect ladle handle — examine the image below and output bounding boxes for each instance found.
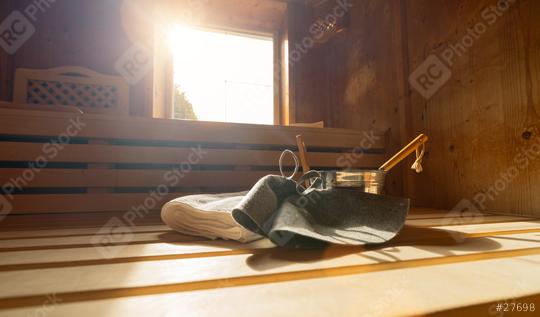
[296,135,311,187]
[379,134,429,172]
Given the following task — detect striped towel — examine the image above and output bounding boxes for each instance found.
[161,192,262,243]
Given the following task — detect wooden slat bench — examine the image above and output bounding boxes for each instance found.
[0,107,387,230]
[0,210,538,316]
[2,108,539,316]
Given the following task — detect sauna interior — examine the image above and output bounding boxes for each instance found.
[0,0,539,316]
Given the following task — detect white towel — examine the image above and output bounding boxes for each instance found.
[161,192,262,243]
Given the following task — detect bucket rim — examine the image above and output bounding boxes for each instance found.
[320,169,387,175]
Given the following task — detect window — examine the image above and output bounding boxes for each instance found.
[168,26,274,125]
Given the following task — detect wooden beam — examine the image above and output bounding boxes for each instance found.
[0,142,386,167]
[0,108,387,149]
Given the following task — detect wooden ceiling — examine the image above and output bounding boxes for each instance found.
[121,0,289,44]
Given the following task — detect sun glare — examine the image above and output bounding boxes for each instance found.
[167,25,274,125]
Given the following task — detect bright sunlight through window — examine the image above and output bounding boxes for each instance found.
[168,25,274,125]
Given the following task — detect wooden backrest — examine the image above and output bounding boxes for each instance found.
[0,107,388,229]
[289,121,325,128]
[13,67,129,115]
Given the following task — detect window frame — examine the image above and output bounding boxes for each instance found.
[153,24,284,126]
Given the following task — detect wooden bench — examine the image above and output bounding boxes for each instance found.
[1,107,540,316]
[0,106,388,230]
[0,209,538,316]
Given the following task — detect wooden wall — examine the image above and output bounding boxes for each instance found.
[405,0,540,216]
[0,0,14,101]
[293,0,540,216]
[0,0,153,115]
[290,0,407,196]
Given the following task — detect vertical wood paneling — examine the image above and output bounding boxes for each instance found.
[292,0,406,196]
[0,0,15,101]
[405,0,540,216]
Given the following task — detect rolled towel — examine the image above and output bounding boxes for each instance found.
[161,192,262,243]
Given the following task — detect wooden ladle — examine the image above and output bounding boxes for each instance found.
[296,135,311,187]
[379,134,429,173]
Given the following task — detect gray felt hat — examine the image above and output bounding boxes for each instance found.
[232,175,409,248]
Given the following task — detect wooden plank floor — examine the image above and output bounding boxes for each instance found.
[0,209,539,316]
